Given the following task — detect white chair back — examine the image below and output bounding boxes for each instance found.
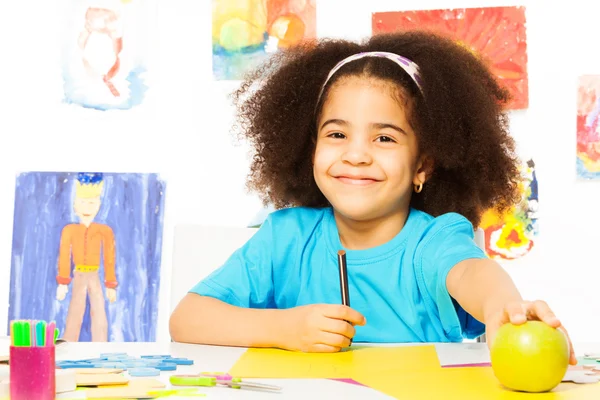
[170,225,257,313]
[474,227,487,343]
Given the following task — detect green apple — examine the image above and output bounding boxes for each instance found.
[490,320,570,393]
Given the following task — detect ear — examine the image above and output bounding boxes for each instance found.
[413,154,434,186]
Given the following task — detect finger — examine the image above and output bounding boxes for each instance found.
[322,305,366,326]
[321,317,355,339]
[309,343,342,353]
[485,329,495,350]
[529,300,561,327]
[318,330,352,349]
[503,301,528,325]
[558,326,577,365]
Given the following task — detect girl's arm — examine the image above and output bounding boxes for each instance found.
[446,258,576,364]
[169,293,366,352]
[446,258,523,324]
[169,294,284,348]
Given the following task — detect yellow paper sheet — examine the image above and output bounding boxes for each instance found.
[228,345,441,378]
[353,366,600,400]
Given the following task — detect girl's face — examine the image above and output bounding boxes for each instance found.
[313,76,426,223]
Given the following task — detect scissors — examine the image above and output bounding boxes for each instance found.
[170,371,282,392]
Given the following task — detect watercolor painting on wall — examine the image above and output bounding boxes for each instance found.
[8,172,165,342]
[61,0,154,111]
[372,6,528,110]
[212,0,316,80]
[577,75,600,179]
[479,159,538,260]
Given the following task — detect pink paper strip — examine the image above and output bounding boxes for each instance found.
[329,378,366,386]
[442,362,491,368]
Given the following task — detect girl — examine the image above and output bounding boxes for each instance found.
[170,30,576,364]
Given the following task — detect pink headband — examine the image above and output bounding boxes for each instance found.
[316,51,424,105]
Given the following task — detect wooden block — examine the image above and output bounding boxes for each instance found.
[128,378,166,388]
[76,373,129,386]
[99,378,166,389]
[72,368,124,374]
[0,355,8,364]
[85,387,156,399]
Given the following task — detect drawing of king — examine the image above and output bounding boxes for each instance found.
[55,173,116,342]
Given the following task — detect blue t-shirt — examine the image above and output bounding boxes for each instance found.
[190,206,487,343]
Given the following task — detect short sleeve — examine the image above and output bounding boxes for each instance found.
[188,216,275,309]
[415,214,487,341]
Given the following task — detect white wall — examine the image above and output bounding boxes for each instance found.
[0,0,598,348]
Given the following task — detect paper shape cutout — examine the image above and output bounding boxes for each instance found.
[479,158,538,260]
[577,75,600,179]
[228,345,440,378]
[76,373,129,386]
[436,343,491,368]
[353,366,600,399]
[85,386,156,399]
[8,172,165,342]
[61,0,154,110]
[99,378,166,388]
[329,378,365,386]
[372,6,528,110]
[563,370,600,384]
[229,345,600,397]
[212,0,316,80]
[72,368,124,374]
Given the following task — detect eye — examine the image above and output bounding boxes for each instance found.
[376,135,396,143]
[327,132,346,139]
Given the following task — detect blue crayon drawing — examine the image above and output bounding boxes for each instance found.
[8,172,165,342]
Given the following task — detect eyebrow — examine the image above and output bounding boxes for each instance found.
[319,119,408,135]
[320,119,348,130]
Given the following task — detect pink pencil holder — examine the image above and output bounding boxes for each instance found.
[9,345,56,400]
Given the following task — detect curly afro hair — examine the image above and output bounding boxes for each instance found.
[231,30,522,228]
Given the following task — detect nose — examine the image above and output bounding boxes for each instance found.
[341,136,373,166]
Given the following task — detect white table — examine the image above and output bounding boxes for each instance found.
[2,338,599,399]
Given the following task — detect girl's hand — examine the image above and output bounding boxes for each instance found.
[485,300,577,365]
[279,304,366,353]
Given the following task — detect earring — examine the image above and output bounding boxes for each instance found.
[414,182,423,193]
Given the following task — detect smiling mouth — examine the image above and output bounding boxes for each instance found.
[335,176,380,185]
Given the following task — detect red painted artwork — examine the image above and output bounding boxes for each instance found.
[372,6,528,110]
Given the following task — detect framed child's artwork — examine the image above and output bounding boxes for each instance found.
[8,172,165,342]
[577,75,600,179]
[372,6,528,110]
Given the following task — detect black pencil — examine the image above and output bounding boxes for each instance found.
[337,250,352,347]
[337,250,350,307]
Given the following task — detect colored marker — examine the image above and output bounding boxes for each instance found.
[36,320,46,346]
[46,321,56,347]
[9,321,15,346]
[31,320,36,347]
[22,320,31,347]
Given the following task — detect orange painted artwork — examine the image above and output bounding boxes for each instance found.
[576,75,600,179]
[56,174,116,342]
[372,6,529,110]
[478,159,538,260]
[212,0,316,80]
[62,0,151,110]
[78,7,123,98]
